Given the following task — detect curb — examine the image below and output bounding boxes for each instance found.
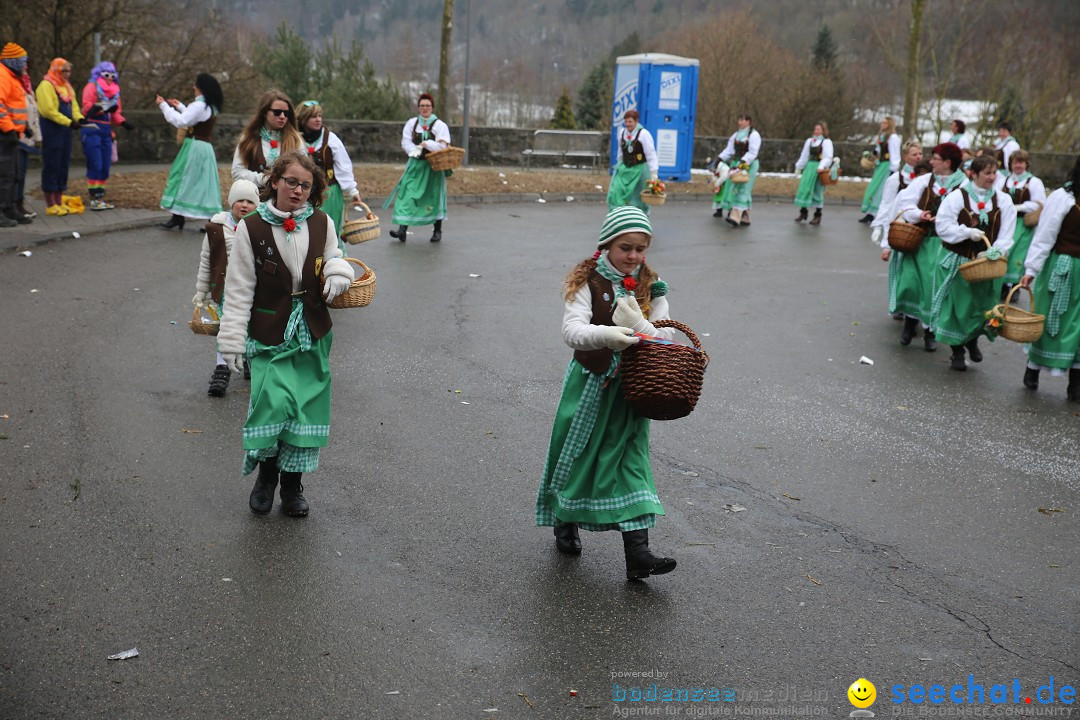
[0,216,164,255]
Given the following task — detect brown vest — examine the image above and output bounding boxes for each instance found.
[1005,177,1031,217]
[204,222,228,305]
[1052,200,1080,258]
[878,135,890,161]
[573,272,617,374]
[245,212,332,346]
[918,180,949,233]
[313,128,338,186]
[411,118,436,158]
[809,141,823,161]
[191,114,216,142]
[947,188,1002,260]
[245,140,267,173]
[734,137,749,157]
[622,132,645,167]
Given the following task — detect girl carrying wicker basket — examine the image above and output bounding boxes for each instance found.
[217,152,354,517]
[535,206,681,581]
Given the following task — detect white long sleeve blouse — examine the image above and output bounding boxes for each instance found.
[402,117,450,155]
[1024,187,1078,278]
[158,99,211,129]
[872,171,904,239]
[874,133,901,172]
[1003,175,1047,215]
[231,141,276,187]
[794,137,834,171]
[562,286,678,350]
[719,129,761,165]
[309,130,358,198]
[894,173,937,223]
[935,186,1017,255]
[617,127,659,176]
[217,204,354,354]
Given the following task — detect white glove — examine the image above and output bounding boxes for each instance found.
[323,274,351,303]
[650,172,658,181]
[192,291,209,307]
[599,326,640,351]
[408,148,422,158]
[223,352,245,374]
[612,295,645,330]
[870,226,884,247]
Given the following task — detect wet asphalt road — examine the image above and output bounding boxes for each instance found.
[0,200,1076,719]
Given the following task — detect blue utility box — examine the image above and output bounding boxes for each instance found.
[610,53,699,182]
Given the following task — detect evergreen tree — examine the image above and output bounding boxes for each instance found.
[551,88,577,129]
[575,62,612,130]
[312,40,408,121]
[812,25,837,72]
[255,23,313,103]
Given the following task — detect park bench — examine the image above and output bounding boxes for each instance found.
[521,129,604,169]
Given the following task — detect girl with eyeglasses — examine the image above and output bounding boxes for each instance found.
[296,100,362,244]
[79,61,133,210]
[232,90,302,191]
[217,151,355,517]
[156,72,225,230]
[384,92,450,242]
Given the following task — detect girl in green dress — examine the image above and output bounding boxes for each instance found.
[536,206,679,581]
[606,109,658,213]
[859,116,901,223]
[296,100,362,240]
[1001,150,1047,287]
[385,93,450,243]
[218,152,355,517]
[157,73,224,230]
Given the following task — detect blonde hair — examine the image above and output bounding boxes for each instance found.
[564,257,660,316]
[815,121,829,138]
[882,116,896,136]
[902,140,922,158]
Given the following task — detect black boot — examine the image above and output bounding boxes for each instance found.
[249,458,279,515]
[858,213,874,223]
[554,522,581,555]
[389,225,408,241]
[1068,369,1080,402]
[430,220,442,243]
[1023,366,1040,390]
[965,338,983,363]
[243,358,251,380]
[622,529,676,580]
[923,328,937,352]
[279,471,309,517]
[207,364,230,397]
[794,207,808,223]
[713,208,723,218]
[900,316,919,346]
[809,208,822,225]
[950,345,967,371]
[160,214,184,230]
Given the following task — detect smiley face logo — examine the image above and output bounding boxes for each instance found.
[848,678,876,709]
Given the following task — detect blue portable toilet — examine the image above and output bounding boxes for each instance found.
[610,53,699,182]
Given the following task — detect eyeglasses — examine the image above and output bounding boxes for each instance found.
[301,100,320,107]
[418,103,433,108]
[269,108,291,117]
[100,72,117,80]
[280,176,313,193]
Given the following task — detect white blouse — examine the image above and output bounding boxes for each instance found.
[1025,188,1078,278]
[795,137,834,171]
[935,187,1017,255]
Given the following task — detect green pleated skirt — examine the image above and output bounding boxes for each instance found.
[1027,253,1080,370]
[888,235,940,323]
[535,360,663,532]
[1003,222,1035,284]
[860,161,891,215]
[931,253,1004,346]
[723,160,759,211]
[384,157,447,226]
[160,138,222,220]
[607,162,649,213]
[793,161,824,209]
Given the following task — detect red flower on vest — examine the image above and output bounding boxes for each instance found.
[977,202,986,210]
[270,139,279,149]
[283,217,297,232]
[938,187,947,196]
[307,146,315,154]
[622,276,637,292]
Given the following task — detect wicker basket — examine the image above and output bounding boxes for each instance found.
[958,234,1007,283]
[640,191,666,206]
[994,285,1045,343]
[426,146,464,172]
[860,155,875,171]
[188,304,220,336]
[340,202,380,245]
[888,212,927,253]
[817,167,838,186]
[1023,201,1043,228]
[620,320,710,421]
[327,257,376,309]
[729,169,750,184]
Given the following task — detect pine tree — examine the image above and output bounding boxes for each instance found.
[575,62,612,130]
[812,25,837,72]
[255,23,313,103]
[551,88,577,129]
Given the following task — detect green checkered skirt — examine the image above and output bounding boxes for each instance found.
[535,359,664,532]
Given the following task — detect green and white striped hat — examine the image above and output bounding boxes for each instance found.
[597,206,652,247]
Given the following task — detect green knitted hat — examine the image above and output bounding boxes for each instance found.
[597,206,652,247]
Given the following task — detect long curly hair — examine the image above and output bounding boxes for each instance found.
[564,256,660,316]
[237,90,302,170]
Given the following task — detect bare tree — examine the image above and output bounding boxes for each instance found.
[438,0,456,120]
[900,0,926,139]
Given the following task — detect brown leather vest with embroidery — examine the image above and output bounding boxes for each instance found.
[878,136,890,161]
[948,188,1001,260]
[204,222,228,305]
[809,142,823,161]
[244,212,332,346]
[573,272,616,374]
[622,132,645,167]
[1052,200,1080,258]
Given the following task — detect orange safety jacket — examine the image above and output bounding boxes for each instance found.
[0,66,29,135]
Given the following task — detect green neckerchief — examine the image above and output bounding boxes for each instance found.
[595,253,640,302]
[255,200,315,239]
[995,135,1015,149]
[932,169,966,198]
[1007,171,1032,188]
[948,133,963,145]
[735,127,750,142]
[962,180,995,226]
[260,126,282,164]
[900,163,915,180]
[414,113,438,141]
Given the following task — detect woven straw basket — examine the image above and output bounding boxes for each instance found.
[640,191,666,206]
[958,234,1007,283]
[995,285,1045,343]
[729,169,750,184]
[620,319,710,421]
[426,146,464,172]
[860,155,875,171]
[327,258,376,309]
[888,212,927,253]
[1023,201,1043,228]
[340,202,380,245]
[817,167,838,186]
[189,304,220,336]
